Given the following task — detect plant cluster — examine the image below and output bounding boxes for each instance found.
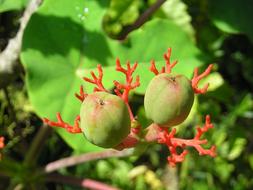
[44,48,216,166]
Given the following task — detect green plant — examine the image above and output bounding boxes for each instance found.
[2,0,252,189]
[44,48,216,167]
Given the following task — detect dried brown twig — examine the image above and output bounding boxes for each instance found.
[0,0,42,87]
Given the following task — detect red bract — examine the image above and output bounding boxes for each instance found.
[0,136,5,160]
[192,64,213,94]
[157,115,216,167]
[43,48,216,166]
[114,59,140,121]
[150,48,178,75]
[83,64,108,93]
[44,113,81,133]
[0,136,4,149]
[75,85,87,102]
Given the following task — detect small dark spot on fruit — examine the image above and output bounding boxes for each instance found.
[170,77,176,82]
[99,99,104,105]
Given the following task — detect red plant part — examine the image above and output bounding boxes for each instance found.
[0,136,4,160]
[0,136,4,149]
[150,48,178,75]
[43,48,216,167]
[191,64,213,94]
[43,113,82,133]
[157,115,216,167]
[83,64,108,93]
[113,58,140,121]
[75,85,88,102]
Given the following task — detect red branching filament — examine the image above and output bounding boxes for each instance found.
[43,113,82,133]
[114,59,140,102]
[157,115,216,167]
[75,85,88,102]
[191,64,213,94]
[83,64,108,93]
[0,136,4,149]
[113,58,140,121]
[0,136,4,160]
[150,48,178,75]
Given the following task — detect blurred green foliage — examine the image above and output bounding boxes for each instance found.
[1,0,253,189]
[102,0,142,39]
[0,0,28,13]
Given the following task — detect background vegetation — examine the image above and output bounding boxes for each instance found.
[0,0,253,189]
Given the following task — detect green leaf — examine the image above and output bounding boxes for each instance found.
[249,155,253,170]
[209,0,253,42]
[214,157,234,182]
[21,0,107,152]
[116,18,203,94]
[198,72,224,91]
[0,0,28,13]
[161,0,195,39]
[21,0,204,151]
[81,18,204,94]
[227,138,247,160]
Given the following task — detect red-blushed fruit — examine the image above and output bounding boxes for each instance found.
[144,73,194,127]
[80,92,131,148]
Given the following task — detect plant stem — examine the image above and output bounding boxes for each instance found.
[118,0,166,40]
[46,173,120,190]
[44,148,133,173]
[24,124,52,165]
[3,87,17,123]
[0,0,42,88]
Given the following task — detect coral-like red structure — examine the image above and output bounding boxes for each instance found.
[44,113,81,133]
[43,48,216,166]
[114,59,140,121]
[192,64,213,94]
[0,136,5,160]
[157,115,216,167]
[0,136,4,149]
[150,48,178,75]
[83,64,108,93]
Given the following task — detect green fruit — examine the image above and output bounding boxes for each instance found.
[80,92,130,148]
[144,73,194,127]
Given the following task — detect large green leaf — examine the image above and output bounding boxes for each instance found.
[209,0,253,42]
[81,18,204,94]
[21,0,107,152]
[21,0,204,151]
[160,0,195,39]
[0,0,28,13]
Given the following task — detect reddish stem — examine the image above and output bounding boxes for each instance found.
[46,173,119,190]
[113,59,140,121]
[83,64,108,92]
[43,113,82,133]
[150,48,178,75]
[191,64,213,94]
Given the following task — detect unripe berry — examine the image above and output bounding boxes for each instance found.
[144,73,194,127]
[80,92,131,148]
